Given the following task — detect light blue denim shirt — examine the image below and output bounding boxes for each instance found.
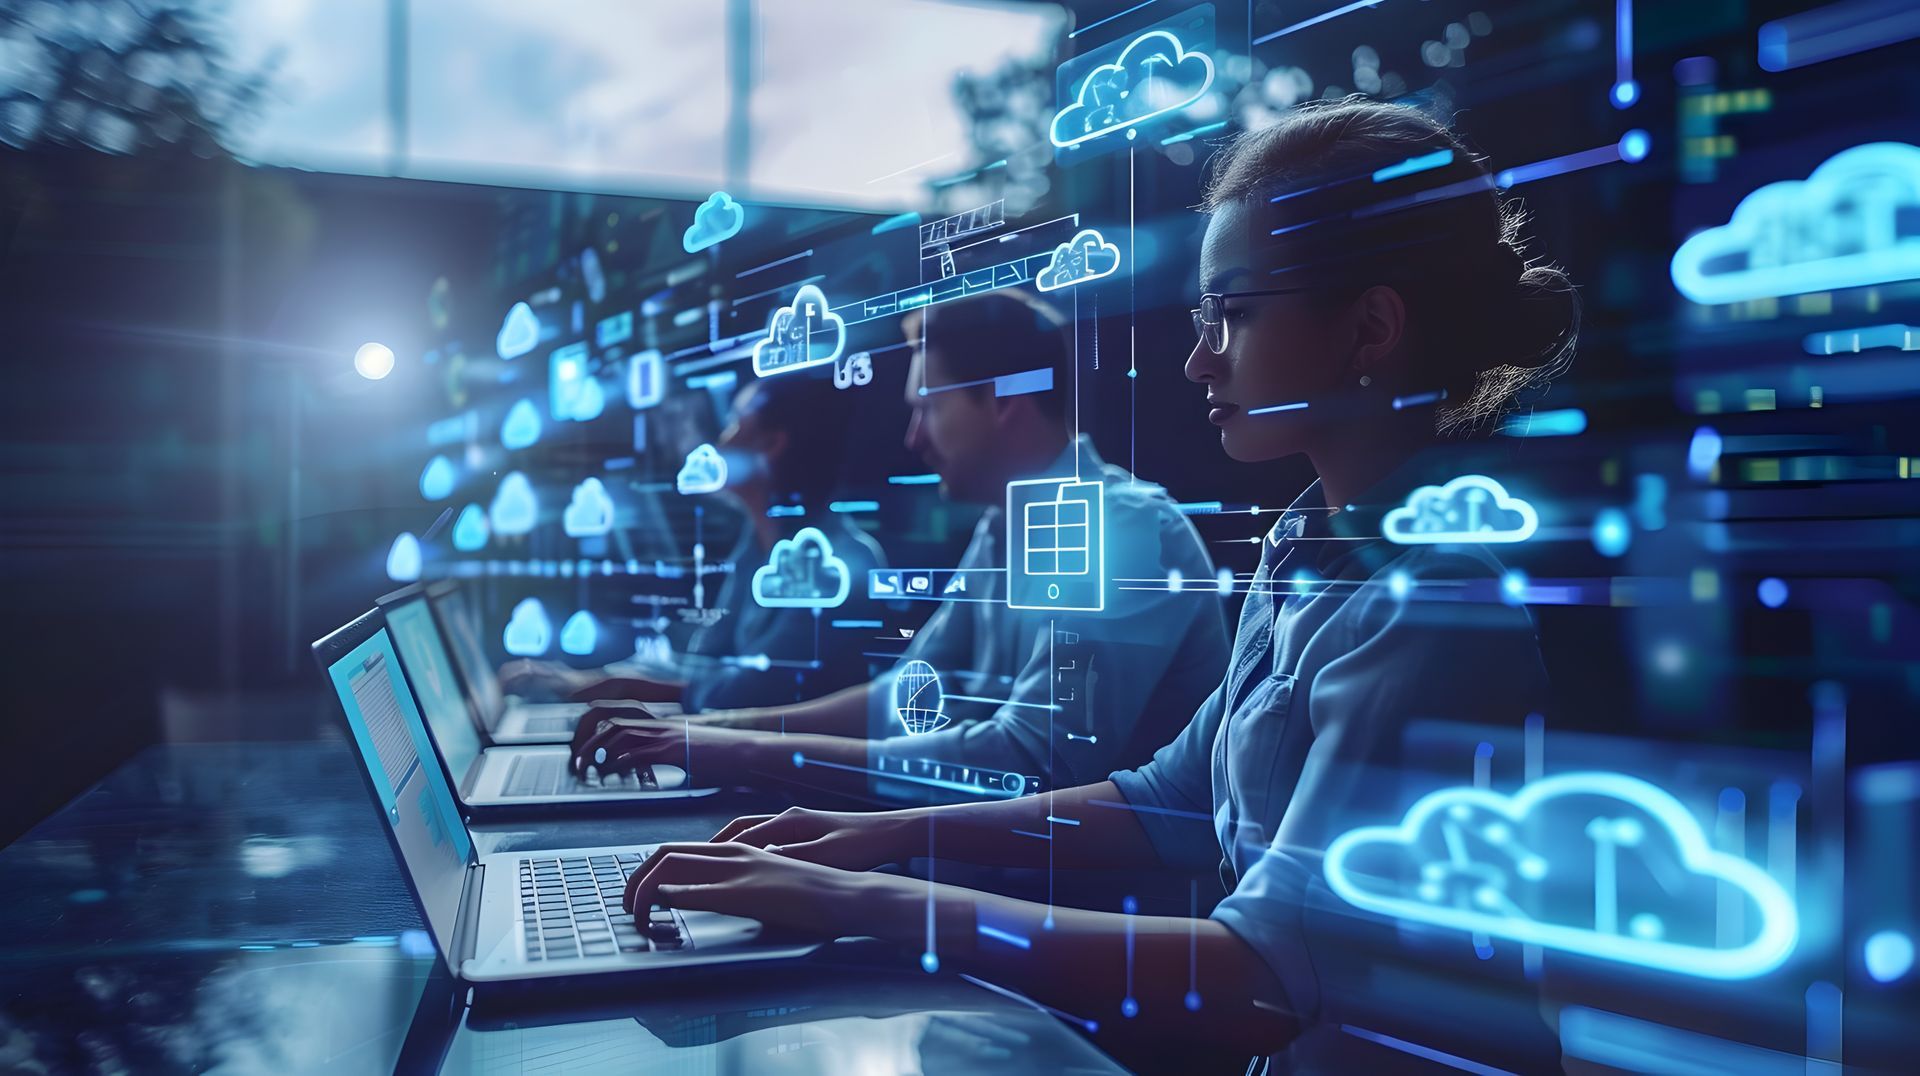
[877,436,1231,790]
[1110,473,1548,1063]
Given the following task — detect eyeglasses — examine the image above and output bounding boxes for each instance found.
[1190,287,1323,355]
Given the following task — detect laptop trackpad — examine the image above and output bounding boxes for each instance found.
[651,764,689,790]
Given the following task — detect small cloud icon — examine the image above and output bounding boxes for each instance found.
[1382,475,1538,545]
[559,610,598,656]
[1036,227,1122,292]
[500,398,542,451]
[751,526,851,609]
[419,455,457,501]
[496,301,540,360]
[1324,772,1799,979]
[676,443,727,495]
[489,471,538,536]
[1671,142,1920,304]
[452,503,490,552]
[751,283,845,378]
[683,191,745,253]
[562,477,615,538]
[1049,29,1215,149]
[386,531,421,582]
[502,598,552,657]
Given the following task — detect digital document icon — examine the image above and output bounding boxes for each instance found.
[1049,29,1215,150]
[684,191,745,253]
[1670,142,1920,305]
[676,443,727,495]
[1036,228,1122,292]
[548,342,604,422]
[1006,476,1105,612]
[628,349,665,409]
[503,598,552,657]
[751,283,845,378]
[1322,772,1799,980]
[1382,475,1538,545]
[891,659,951,736]
[750,526,851,609]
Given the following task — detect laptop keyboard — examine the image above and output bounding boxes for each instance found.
[519,853,685,960]
[501,754,659,798]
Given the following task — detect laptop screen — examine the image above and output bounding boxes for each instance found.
[325,626,473,960]
[386,596,484,784]
[430,588,506,726]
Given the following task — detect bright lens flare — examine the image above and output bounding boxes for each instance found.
[354,342,395,380]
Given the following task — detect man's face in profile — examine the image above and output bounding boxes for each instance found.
[903,344,1001,505]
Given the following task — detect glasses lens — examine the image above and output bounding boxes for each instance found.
[1200,296,1227,353]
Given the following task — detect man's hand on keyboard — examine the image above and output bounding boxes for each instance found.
[621,841,910,940]
[571,706,771,783]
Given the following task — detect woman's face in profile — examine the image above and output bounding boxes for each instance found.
[1185,201,1352,464]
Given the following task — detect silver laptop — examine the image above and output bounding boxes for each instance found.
[383,591,713,807]
[420,581,614,745]
[314,609,815,984]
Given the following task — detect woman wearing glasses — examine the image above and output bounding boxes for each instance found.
[612,99,1577,1070]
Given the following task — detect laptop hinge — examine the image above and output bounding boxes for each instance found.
[450,861,486,970]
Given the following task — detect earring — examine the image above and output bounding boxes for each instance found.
[1358,375,1372,388]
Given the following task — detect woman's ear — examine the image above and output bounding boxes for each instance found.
[1350,285,1407,381]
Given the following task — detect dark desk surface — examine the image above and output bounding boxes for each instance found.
[0,741,1125,1074]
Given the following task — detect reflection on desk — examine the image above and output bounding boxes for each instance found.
[0,741,1124,1074]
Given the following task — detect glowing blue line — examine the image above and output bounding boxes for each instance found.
[1391,389,1448,410]
[1499,408,1588,437]
[887,473,943,485]
[1373,148,1454,183]
[765,505,805,518]
[872,212,920,235]
[828,501,879,513]
[1758,0,1920,73]
[728,274,825,307]
[947,694,1063,712]
[735,249,812,279]
[1559,1006,1806,1075]
[1340,1026,1517,1076]
[790,753,1025,798]
[1011,828,1053,841]
[1248,401,1311,415]
[1253,0,1386,46]
[1802,323,1919,354]
[1160,120,1229,146]
[1496,143,1624,188]
[1047,816,1082,826]
[1176,501,1224,515]
[977,923,1034,948]
[1068,0,1164,38]
[830,619,882,628]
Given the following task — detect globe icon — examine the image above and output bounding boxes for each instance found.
[892,659,950,736]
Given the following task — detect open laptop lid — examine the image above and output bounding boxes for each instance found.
[424,581,509,729]
[378,584,486,788]
[313,609,475,969]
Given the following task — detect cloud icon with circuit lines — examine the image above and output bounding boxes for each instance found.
[1323,772,1799,979]
[751,526,851,609]
[1049,29,1215,149]
[1036,228,1122,292]
[1382,475,1537,545]
[752,283,845,377]
[684,191,745,253]
[676,443,727,495]
[1671,142,1920,305]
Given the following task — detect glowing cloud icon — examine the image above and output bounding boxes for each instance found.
[1049,30,1216,149]
[496,301,540,360]
[1671,142,1920,304]
[559,610,598,656]
[1382,475,1538,545]
[676,443,727,495]
[1036,228,1122,292]
[489,471,537,536]
[750,526,851,609]
[751,283,845,378]
[683,191,745,253]
[1324,772,1799,979]
[891,659,951,736]
[386,531,422,582]
[419,455,456,501]
[502,598,552,657]
[562,477,615,538]
[451,503,490,552]
[500,398,542,451]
